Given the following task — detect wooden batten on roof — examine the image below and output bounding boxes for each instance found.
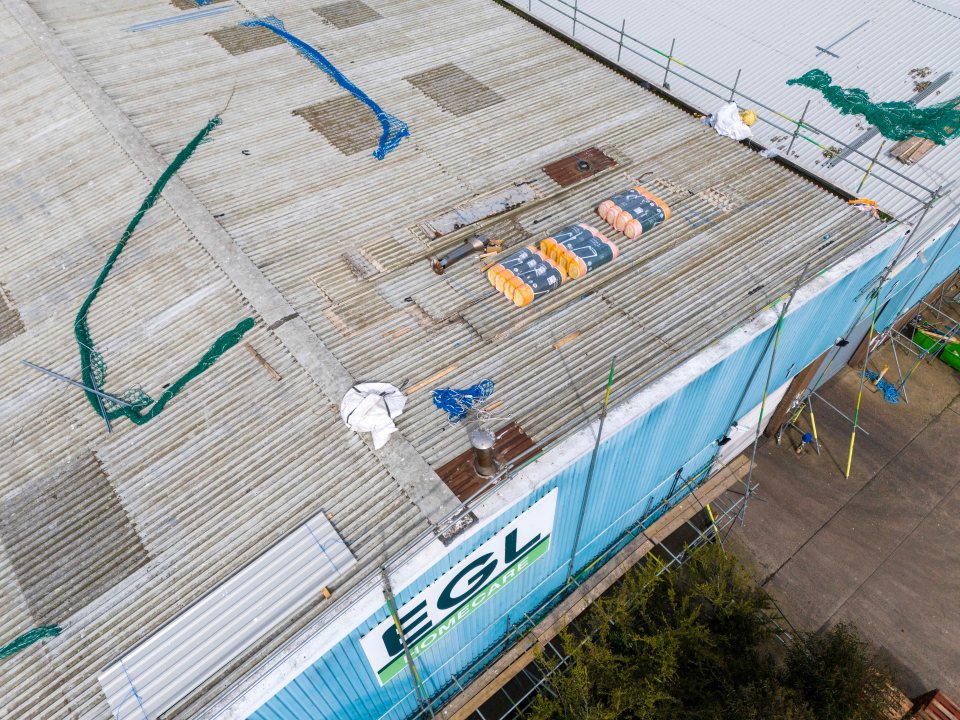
[890,136,936,164]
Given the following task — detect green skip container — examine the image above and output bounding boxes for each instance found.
[913,327,960,371]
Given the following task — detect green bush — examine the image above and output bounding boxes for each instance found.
[526,544,898,720]
[782,623,900,720]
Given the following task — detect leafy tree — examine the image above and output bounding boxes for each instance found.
[782,623,899,720]
[525,544,898,720]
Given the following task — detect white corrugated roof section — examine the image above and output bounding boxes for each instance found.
[98,512,355,720]
[507,0,960,230]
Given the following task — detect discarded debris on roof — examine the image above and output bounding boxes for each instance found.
[433,380,496,423]
[890,136,937,163]
[703,102,755,141]
[418,183,539,239]
[340,383,406,448]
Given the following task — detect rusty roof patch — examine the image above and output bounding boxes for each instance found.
[293,94,382,155]
[405,63,504,116]
[314,0,381,29]
[542,147,618,187]
[207,25,286,55]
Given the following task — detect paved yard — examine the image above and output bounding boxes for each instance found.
[728,339,960,699]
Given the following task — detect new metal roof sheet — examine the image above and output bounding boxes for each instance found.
[0,0,904,717]
[507,0,960,227]
[98,512,355,719]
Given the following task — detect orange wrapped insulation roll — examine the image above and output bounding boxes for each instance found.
[487,246,566,307]
[597,186,670,239]
[538,223,618,280]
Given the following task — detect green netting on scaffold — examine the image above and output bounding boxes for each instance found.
[74,115,254,426]
[788,69,960,144]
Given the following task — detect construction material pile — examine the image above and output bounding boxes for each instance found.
[487,185,670,307]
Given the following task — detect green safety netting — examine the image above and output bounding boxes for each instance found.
[74,115,254,426]
[0,626,61,660]
[787,69,960,145]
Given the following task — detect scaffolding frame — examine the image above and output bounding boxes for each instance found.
[760,192,945,479]
[775,382,876,449]
[878,292,960,403]
[771,261,959,484]
[460,487,764,720]
[775,395,822,455]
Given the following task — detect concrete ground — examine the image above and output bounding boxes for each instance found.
[727,339,960,699]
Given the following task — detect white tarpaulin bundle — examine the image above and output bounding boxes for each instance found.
[340,383,406,449]
[708,102,753,141]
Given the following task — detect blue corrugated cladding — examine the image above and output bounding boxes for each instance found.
[876,221,960,330]
[251,231,956,720]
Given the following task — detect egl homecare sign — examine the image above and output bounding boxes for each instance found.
[360,489,559,685]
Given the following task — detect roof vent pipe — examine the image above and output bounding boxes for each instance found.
[431,235,490,274]
[468,426,497,477]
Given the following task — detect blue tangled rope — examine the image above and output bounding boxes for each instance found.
[241,16,409,160]
[433,380,495,423]
[862,370,900,404]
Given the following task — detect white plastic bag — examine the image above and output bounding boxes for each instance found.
[711,102,753,141]
[340,383,406,449]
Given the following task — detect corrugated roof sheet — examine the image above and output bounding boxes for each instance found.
[98,512,355,719]
[0,0,899,716]
[0,2,428,717]
[507,0,960,227]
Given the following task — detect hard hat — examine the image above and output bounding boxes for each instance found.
[739,109,758,127]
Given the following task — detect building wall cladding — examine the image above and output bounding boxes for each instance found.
[248,224,960,720]
[876,222,960,330]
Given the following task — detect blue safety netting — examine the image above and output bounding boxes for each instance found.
[433,380,495,423]
[241,16,409,160]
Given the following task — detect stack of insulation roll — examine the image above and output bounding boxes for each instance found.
[539,223,618,280]
[487,246,566,307]
[597,185,671,239]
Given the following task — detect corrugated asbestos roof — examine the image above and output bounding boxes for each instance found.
[0,0,890,717]
[507,0,960,226]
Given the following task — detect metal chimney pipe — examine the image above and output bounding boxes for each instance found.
[468,426,497,477]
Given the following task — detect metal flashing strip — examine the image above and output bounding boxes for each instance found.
[98,513,355,720]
